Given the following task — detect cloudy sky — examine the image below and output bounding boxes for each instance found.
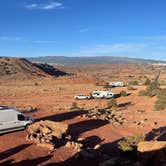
[0,0,166,60]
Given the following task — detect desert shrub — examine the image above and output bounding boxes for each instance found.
[107,98,117,109]
[118,134,144,152]
[144,78,151,85]
[95,82,100,86]
[145,81,160,97]
[147,89,160,97]
[138,90,147,96]
[127,85,135,91]
[147,81,160,90]
[129,80,139,85]
[139,81,160,97]
[70,102,79,110]
[138,76,143,79]
[120,90,127,96]
[34,82,39,86]
[103,83,110,88]
[154,88,166,111]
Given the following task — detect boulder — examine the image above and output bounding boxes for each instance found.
[26,120,68,150]
[137,141,166,152]
[137,141,166,166]
[65,141,83,152]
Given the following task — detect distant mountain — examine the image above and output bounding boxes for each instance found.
[0,57,67,80]
[27,56,166,66]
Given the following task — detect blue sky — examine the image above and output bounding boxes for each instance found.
[0,0,166,60]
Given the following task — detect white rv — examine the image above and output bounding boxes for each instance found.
[92,90,114,99]
[0,106,34,134]
[109,81,124,87]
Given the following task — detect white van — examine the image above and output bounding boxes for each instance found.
[0,106,34,134]
[92,90,114,99]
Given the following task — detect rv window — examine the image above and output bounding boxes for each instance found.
[18,114,25,121]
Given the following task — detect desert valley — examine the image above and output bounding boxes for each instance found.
[0,57,166,166]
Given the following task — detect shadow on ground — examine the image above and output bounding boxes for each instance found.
[118,102,132,108]
[36,110,88,122]
[145,126,166,141]
[0,155,52,166]
[69,119,109,138]
[0,144,31,161]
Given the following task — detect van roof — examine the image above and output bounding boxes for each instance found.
[0,106,17,112]
[0,106,10,110]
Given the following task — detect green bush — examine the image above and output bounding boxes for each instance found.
[118,134,144,152]
[34,82,39,86]
[138,90,147,96]
[129,80,139,85]
[95,82,100,86]
[70,102,79,110]
[145,81,160,97]
[127,85,135,91]
[107,98,117,109]
[120,90,127,96]
[139,81,160,97]
[104,83,110,88]
[144,78,151,85]
[154,88,166,111]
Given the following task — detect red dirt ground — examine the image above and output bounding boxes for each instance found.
[0,64,166,166]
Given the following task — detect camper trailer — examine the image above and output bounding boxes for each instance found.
[92,90,114,99]
[109,81,124,87]
[0,106,34,134]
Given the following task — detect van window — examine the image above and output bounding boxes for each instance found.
[18,114,25,121]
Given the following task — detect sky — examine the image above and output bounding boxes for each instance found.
[0,0,166,60]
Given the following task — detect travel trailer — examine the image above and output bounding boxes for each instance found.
[92,90,114,99]
[0,106,34,134]
[109,81,124,87]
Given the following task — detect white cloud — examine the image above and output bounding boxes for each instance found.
[32,40,57,44]
[141,35,166,41]
[0,36,56,44]
[79,28,89,33]
[25,2,64,10]
[0,36,24,42]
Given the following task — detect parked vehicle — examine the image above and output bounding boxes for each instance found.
[0,106,34,134]
[92,90,114,99]
[74,94,91,100]
[109,81,124,87]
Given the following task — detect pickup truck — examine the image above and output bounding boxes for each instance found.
[74,94,91,100]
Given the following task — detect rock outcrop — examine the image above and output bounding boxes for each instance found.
[81,109,126,125]
[137,141,166,152]
[26,120,68,150]
[137,141,166,165]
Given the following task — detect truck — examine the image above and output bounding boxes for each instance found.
[109,81,124,87]
[0,106,34,134]
[92,90,114,99]
[74,94,91,100]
